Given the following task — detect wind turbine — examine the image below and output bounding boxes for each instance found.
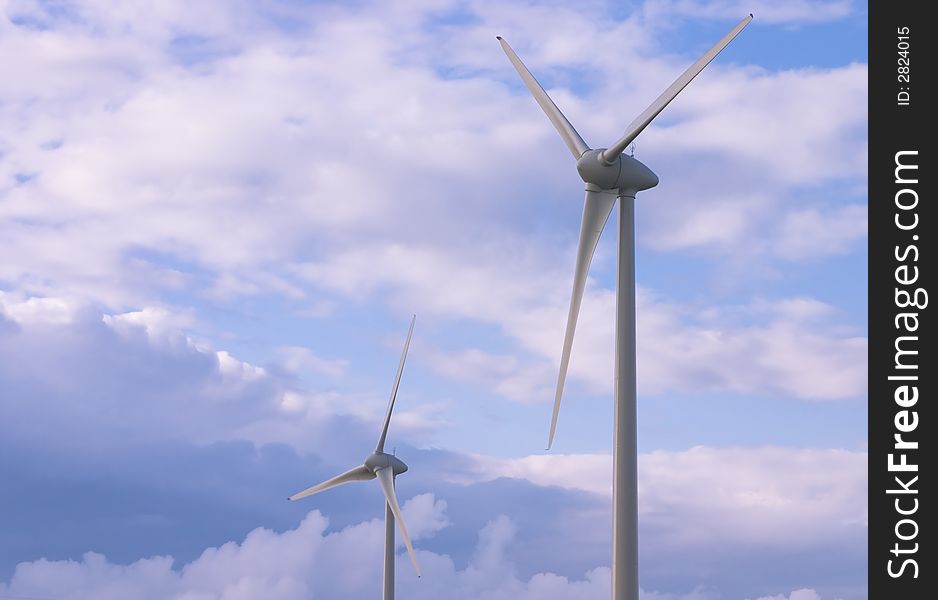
[288,315,420,600]
[497,16,752,600]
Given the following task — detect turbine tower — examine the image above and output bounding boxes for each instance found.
[288,315,420,600]
[497,16,752,600]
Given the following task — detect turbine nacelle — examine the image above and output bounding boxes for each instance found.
[365,452,409,476]
[576,150,659,195]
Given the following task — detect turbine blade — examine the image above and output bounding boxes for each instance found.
[375,467,421,577]
[287,465,375,501]
[602,14,753,162]
[376,315,416,453]
[497,36,590,160]
[549,188,617,449]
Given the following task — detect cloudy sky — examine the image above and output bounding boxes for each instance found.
[0,0,867,599]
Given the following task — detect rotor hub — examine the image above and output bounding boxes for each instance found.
[365,451,409,476]
[576,149,659,195]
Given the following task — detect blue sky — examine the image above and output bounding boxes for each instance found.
[0,1,866,599]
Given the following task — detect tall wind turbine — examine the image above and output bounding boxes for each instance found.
[497,16,752,600]
[288,315,420,600]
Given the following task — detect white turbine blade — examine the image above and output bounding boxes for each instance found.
[602,14,752,162]
[497,36,590,160]
[287,465,375,501]
[548,188,617,449]
[375,315,416,453]
[375,467,421,577]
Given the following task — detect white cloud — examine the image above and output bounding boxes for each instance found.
[463,446,867,547]
[656,60,866,184]
[0,489,845,600]
[0,292,864,596]
[299,235,865,403]
[635,292,867,400]
[216,350,268,382]
[643,0,853,24]
[638,446,866,547]
[463,452,612,496]
[0,291,79,324]
[766,297,837,321]
[1,0,865,308]
[0,493,446,600]
[424,347,554,404]
[0,296,441,458]
[102,306,200,353]
[776,204,867,260]
[277,346,349,378]
[752,589,824,600]
[1,0,866,412]
[635,63,867,260]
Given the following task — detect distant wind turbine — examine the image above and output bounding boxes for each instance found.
[288,315,420,600]
[497,15,752,600]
